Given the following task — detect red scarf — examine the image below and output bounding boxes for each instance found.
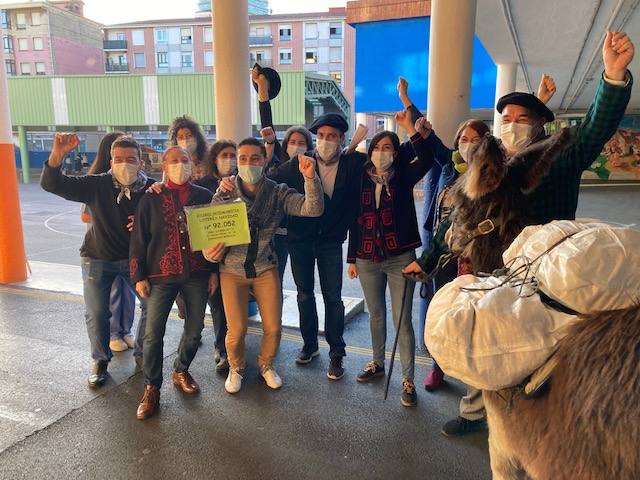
[166,180,192,206]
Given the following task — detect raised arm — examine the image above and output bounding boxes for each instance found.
[40,133,100,203]
[281,155,324,217]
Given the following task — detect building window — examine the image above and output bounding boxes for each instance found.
[33,37,43,51]
[330,22,342,39]
[330,47,341,63]
[180,28,192,44]
[376,118,385,130]
[155,29,168,43]
[5,60,16,76]
[279,48,292,65]
[305,49,317,64]
[181,53,193,67]
[305,23,318,39]
[0,10,10,29]
[2,36,12,53]
[204,50,213,67]
[16,13,26,29]
[157,52,168,67]
[20,62,31,75]
[114,32,125,41]
[18,38,28,51]
[134,53,145,68]
[279,24,291,41]
[132,30,145,46]
[31,11,41,26]
[204,26,212,43]
[330,71,342,84]
[35,62,45,75]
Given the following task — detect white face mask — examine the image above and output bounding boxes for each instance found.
[370,151,394,172]
[177,138,197,155]
[112,163,139,186]
[166,162,192,185]
[316,139,340,163]
[238,165,263,185]
[458,142,473,163]
[217,157,237,177]
[287,144,307,159]
[500,122,533,153]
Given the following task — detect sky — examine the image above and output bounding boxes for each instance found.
[0,0,348,25]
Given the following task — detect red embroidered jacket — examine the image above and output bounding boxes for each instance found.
[129,185,217,285]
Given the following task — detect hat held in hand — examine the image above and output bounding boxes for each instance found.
[252,63,281,100]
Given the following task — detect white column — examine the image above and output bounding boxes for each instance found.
[212,0,251,140]
[356,112,368,151]
[426,0,477,147]
[384,116,396,133]
[492,62,517,135]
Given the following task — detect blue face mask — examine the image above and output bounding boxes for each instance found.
[238,164,263,184]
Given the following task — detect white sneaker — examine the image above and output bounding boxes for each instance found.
[225,369,243,394]
[261,366,283,390]
[109,338,128,352]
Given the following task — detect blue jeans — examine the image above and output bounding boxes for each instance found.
[109,275,136,340]
[81,257,147,362]
[207,278,227,356]
[288,240,346,358]
[143,276,209,388]
[356,251,417,380]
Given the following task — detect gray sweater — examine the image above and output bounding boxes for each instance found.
[210,175,324,278]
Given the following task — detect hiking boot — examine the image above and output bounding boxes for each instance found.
[424,364,445,391]
[400,378,418,407]
[136,385,160,420]
[295,348,320,365]
[441,416,487,437]
[356,361,385,383]
[327,357,344,381]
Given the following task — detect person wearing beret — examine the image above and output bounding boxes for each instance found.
[412,30,634,438]
[269,112,367,381]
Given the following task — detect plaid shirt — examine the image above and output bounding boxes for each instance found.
[527,72,633,224]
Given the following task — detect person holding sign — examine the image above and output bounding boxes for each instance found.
[130,146,220,420]
[203,137,324,394]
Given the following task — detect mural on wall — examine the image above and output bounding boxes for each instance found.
[586,115,639,181]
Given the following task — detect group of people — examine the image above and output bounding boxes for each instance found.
[40,31,634,426]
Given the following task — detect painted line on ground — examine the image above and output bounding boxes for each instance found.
[0,285,433,366]
[43,211,85,238]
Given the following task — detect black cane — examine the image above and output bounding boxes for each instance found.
[384,276,410,400]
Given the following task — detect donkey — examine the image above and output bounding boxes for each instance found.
[484,305,640,479]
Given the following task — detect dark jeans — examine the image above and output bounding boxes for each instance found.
[143,276,208,388]
[81,257,147,362]
[274,233,289,285]
[208,279,227,356]
[288,240,346,358]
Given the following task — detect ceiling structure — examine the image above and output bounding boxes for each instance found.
[475,0,640,114]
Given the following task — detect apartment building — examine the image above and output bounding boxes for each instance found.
[102,8,354,98]
[196,0,270,15]
[1,0,104,77]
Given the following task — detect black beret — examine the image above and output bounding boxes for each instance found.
[496,92,555,122]
[308,113,349,134]
[252,64,281,100]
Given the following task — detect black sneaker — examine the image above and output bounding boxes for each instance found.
[215,355,230,373]
[88,360,108,388]
[356,361,385,383]
[441,416,487,437]
[400,378,418,407]
[327,357,344,380]
[295,348,320,365]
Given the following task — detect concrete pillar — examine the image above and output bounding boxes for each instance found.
[384,116,397,133]
[492,63,517,135]
[426,0,477,147]
[356,112,368,151]
[17,126,29,184]
[0,47,28,283]
[212,0,251,140]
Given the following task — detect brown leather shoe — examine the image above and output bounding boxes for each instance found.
[172,371,200,395]
[136,385,160,420]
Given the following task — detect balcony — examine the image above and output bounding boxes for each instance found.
[105,62,129,73]
[103,40,128,51]
[249,35,272,46]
